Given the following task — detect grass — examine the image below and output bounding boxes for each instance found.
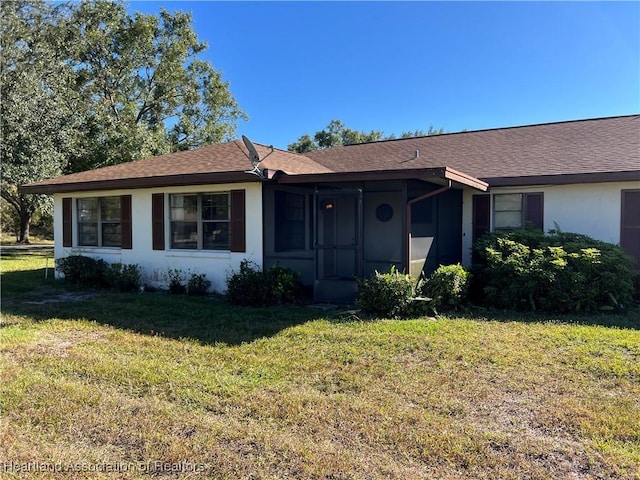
[0,233,53,246]
[1,252,639,479]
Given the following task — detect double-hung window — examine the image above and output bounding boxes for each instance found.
[77,197,122,247]
[170,193,230,250]
[493,193,543,231]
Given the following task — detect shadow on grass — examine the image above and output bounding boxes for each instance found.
[1,268,335,346]
[3,264,638,342]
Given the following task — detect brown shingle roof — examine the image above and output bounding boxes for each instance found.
[21,115,639,194]
[304,115,640,185]
[21,141,329,193]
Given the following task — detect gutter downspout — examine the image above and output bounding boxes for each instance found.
[405,180,452,276]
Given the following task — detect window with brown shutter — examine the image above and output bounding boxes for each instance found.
[120,195,132,249]
[472,194,490,243]
[493,192,544,232]
[524,192,543,231]
[168,192,232,250]
[230,189,246,253]
[77,197,122,247]
[152,193,165,250]
[621,189,640,267]
[62,197,73,247]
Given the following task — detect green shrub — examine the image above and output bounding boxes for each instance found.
[226,260,304,307]
[472,231,635,312]
[56,255,140,291]
[105,262,141,292]
[226,261,267,306]
[422,263,469,310]
[56,255,108,287]
[357,266,425,318]
[166,268,187,295]
[187,272,211,296]
[266,265,305,305]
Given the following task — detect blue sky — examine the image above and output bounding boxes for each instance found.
[129,1,640,149]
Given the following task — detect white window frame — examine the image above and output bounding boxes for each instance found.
[77,197,121,247]
[169,192,231,250]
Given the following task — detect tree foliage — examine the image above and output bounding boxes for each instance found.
[1,1,80,242]
[1,0,245,242]
[65,0,246,171]
[288,120,445,153]
[288,119,384,153]
[398,126,445,138]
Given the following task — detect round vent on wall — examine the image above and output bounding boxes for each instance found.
[376,203,393,222]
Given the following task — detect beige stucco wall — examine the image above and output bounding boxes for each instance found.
[461,180,640,266]
[53,182,263,293]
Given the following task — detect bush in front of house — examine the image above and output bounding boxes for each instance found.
[226,260,304,307]
[57,255,108,287]
[57,255,141,291]
[472,230,635,312]
[357,266,427,318]
[165,268,187,295]
[422,263,469,311]
[266,265,305,305]
[187,272,211,296]
[104,262,142,292]
[226,261,264,306]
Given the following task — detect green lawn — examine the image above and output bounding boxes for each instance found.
[1,252,639,479]
[0,233,54,246]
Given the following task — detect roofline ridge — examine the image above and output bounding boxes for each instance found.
[247,139,313,157]
[312,113,640,150]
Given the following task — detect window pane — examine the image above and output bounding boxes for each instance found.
[171,222,197,249]
[494,194,522,211]
[102,223,121,247]
[275,191,305,252]
[285,194,304,221]
[170,195,197,221]
[78,198,98,222]
[203,222,230,250]
[78,223,98,246]
[100,197,121,221]
[202,193,229,221]
[495,211,523,229]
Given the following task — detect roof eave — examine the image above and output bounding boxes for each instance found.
[19,171,261,194]
[274,167,488,191]
[485,170,640,187]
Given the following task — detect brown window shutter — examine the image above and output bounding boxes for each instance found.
[524,193,544,231]
[621,190,640,267]
[120,195,132,249]
[230,189,246,252]
[472,194,490,243]
[151,193,165,250]
[62,197,73,247]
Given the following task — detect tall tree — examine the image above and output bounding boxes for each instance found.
[288,119,384,153]
[1,1,80,242]
[2,0,246,241]
[288,120,446,153]
[66,0,246,172]
[288,134,317,154]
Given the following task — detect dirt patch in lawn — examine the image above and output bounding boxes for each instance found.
[23,292,95,305]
